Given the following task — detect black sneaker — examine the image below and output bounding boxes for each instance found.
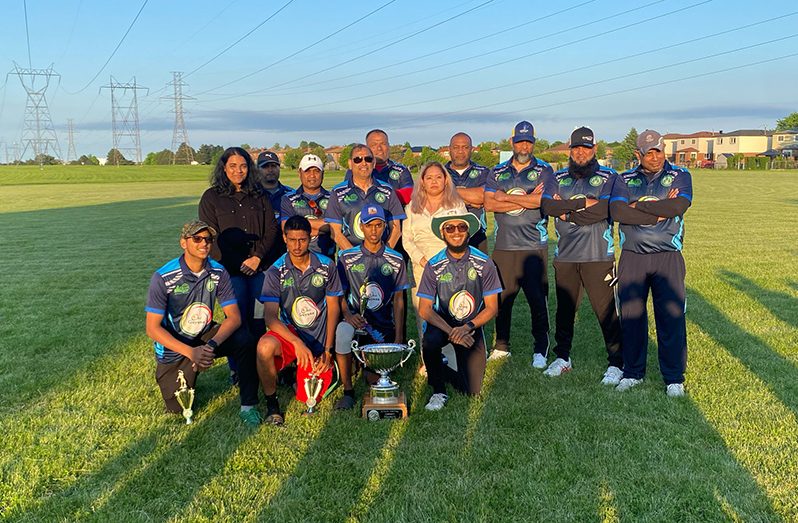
[264,408,284,426]
[335,394,356,410]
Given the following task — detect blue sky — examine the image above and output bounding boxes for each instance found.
[0,0,796,159]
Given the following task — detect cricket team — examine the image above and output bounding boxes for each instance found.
[145,124,693,426]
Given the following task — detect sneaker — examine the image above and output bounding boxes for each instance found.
[334,394,356,410]
[616,377,643,392]
[601,366,624,386]
[666,383,685,397]
[425,393,448,411]
[239,408,262,427]
[264,409,284,426]
[487,349,511,362]
[543,358,572,377]
[532,353,547,369]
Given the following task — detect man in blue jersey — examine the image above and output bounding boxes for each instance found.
[334,204,410,410]
[325,143,405,251]
[609,130,693,397]
[367,129,414,206]
[255,216,344,424]
[540,127,623,384]
[417,212,502,410]
[445,132,489,252]
[258,150,293,267]
[145,220,263,426]
[484,121,553,368]
[281,153,335,258]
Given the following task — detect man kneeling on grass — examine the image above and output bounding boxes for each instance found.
[416,212,502,411]
[256,216,343,425]
[145,220,263,427]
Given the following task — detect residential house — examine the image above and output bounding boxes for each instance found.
[712,129,772,159]
[662,132,716,167]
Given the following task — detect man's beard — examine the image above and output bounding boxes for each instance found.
[446,241,469,254]
[513,152,531,164]
[569,156,599,178]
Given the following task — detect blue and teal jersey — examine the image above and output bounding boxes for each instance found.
[445,160,489,234]
[281,187,335,257]
[373,159,414,191]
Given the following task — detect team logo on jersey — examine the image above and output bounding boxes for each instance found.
[283,276,295,288]
[449,290,475,321]
[351,263,366,273]
[375,193,387,204]
[638,195,659,202]
[291,296,320,327]
[505,188,528,216]
[180,302,212,336]
[353,212,365,239]
[660,174,674,187]
[319,198,329,210]
[497,172,510,182]
[628,178,643,187]
[439,272,453,283]
[559,177,573,187]
[381,263,393,276]
[570,194,586,200]
[311,273,325,287]
[173,283,190,295]
[295,199,308,208]
[359,282,385,310]
[589,175,603,187]
[205,279,216,292]
[527,171,539,181]
[469,170,479,179]
[389,169,401,180]
[467,267,478,281]
[344,193,358,203]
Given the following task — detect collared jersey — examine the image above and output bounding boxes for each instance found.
[337,244,410,332]
[373,159,413,191]
[445,161,489,233]
[259,252,343,356]
[145,255,237,364]
[325,172,406,246]
[611,161,693,254]
[485,157,553,250]
[542,164,616,262]
[265,183,293,221]
[417,247,503,327]
[281,187,335,257]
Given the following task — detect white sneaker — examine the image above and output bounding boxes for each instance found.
[487,349,511,362]
[601,366,624,386]
[666,383,685,397]
[425,393,448,411]
[616,377,642,392]
[532,353,547,369]
[543,358,572,377]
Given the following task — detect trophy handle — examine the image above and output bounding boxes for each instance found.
[399,339,415,367]
[351,340,366,365]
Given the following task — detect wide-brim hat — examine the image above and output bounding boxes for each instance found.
[431,212,481,241]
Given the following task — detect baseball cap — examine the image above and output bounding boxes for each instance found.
[360,204,386,224]
[257,151,280,167]
[570,126,595,148]
[430,211,481,241]
[299,154,324,172]
[637,130,665,154]
[180,220,217,239]
[512,121,536,143]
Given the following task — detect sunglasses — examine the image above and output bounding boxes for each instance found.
[307,198,322,217]
[189,235,214,244]
[352,156,374,164]
[442,223,469,233]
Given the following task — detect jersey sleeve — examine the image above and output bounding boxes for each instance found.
[326,260,344,297]
[386,189,407,221]
[324,192,343,224]
[482,260,503,296]
[216,269,237,307]
[416,264,437,301]
[541,169,559,200]
[599,171,616,199]
[336,258,351,297]
[674,169,693,202]
[259,266,281,302]
[484,169,498,193]
[610,175,631,203]
[399,167,414,190]
[280,195,294,222]
[145,273,167,314]
[394,256,410,292]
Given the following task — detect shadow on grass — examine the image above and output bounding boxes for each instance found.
[719,270,798,330]
[687,287,798,416]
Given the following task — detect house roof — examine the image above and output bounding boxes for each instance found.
[676,147,699,153]
[663,131,716,139]
[717,129,772,137]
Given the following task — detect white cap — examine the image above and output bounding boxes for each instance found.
[299,154,324,172]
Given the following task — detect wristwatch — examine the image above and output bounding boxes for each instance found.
[466,321,476,331]
[206,339,219,350]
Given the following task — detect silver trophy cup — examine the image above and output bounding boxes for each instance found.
[303,372,323,414]
[351,340,415,404]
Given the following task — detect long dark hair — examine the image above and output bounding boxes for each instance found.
[209,147,262,195]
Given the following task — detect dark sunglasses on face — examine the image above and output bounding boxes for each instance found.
[443,223,469,233]
[352,156,374,164]
[189,235,214,244]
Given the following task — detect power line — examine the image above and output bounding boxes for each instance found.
[63,0,149,95]
[11,63,62,162]
[23,0,32,69]
[184,0,297,79]
[100,76,148,164]
[194,0,399,94]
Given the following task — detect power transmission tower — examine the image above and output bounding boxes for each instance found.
[12,142,21,164]
[163,71,194,164]
[10,62,62,163]
[66,119,78,163]
[100,76,148,165]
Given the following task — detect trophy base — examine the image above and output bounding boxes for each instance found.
[362,391,407,421]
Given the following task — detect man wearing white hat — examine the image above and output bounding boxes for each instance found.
[281,154,335,258]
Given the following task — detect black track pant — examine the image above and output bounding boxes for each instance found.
[492,249,550,355]
[423,324,486,396]
[617,250,687,384]
[552,260,622,367]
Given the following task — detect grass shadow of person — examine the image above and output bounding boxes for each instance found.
[719,270,798,331]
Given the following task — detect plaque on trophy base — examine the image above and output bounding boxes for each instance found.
[362,391,408,421]
[351,340,415,421]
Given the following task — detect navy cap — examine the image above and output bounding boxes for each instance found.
[570,126,595,148]
[257,151,280,167]
[512,121,536,143]
[360,204,386,224]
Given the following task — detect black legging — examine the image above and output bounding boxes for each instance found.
[422,324,486,396]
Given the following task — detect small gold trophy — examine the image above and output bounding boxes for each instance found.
[175,370,195,424]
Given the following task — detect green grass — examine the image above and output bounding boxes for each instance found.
[1,166,797,522]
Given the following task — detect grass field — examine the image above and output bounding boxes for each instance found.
[1,165,797,522]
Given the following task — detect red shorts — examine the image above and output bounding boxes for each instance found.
[261,327,339,403]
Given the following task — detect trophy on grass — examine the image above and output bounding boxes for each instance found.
[351,339,415,421]
[174,370,195,424]
[303,371,323,415]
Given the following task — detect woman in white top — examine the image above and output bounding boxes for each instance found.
[403,162,468,354]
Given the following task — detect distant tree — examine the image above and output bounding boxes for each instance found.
[419,146,445,165]
[283,148,303,169]
[472,142,498,167]
[535,138,551,152]
[550,140,564,148]
[401,148,417,171]
[27,154,60,166]
[776,112,798,131]
[596,140,608,160]
[107,148,134,166]
[172,142,195,164]
[612,128,639,170]
[272,142,281,150]
[309,144,326,162]
[299,141,309,150]
[195,144,224,165]
[75,154,99,165]
[240,143,251,151]
[389,144,404,162]
[339,144,354,168]
[497,138,511,150]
